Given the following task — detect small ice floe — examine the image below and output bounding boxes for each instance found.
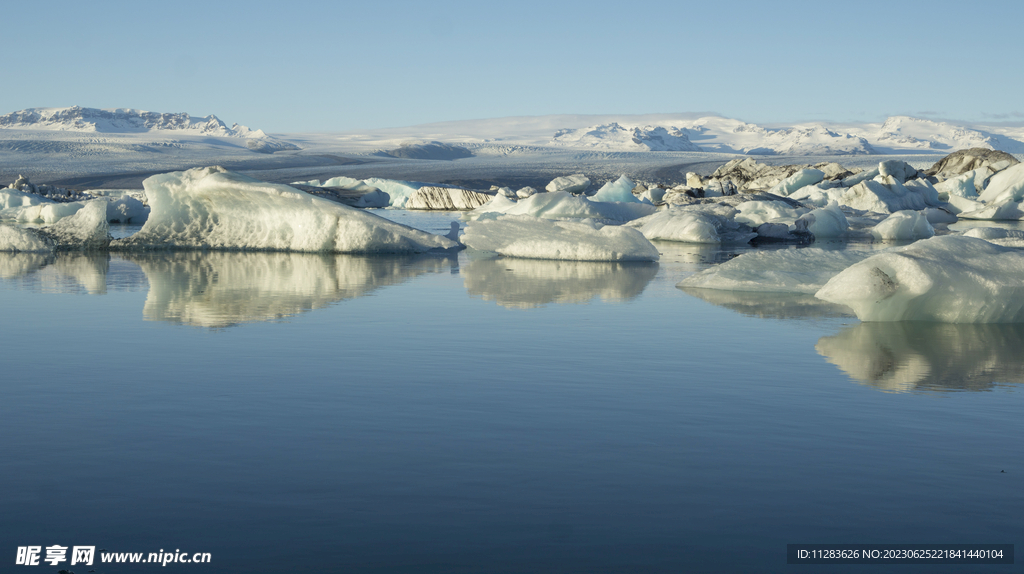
[462,215,659,261]
[679,248,874,294]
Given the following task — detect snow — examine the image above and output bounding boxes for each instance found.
[111,167,458,253]
[679,248,874,294]
[976,163,1024,204]
[464,191,656,223]
[816,236,1024,322]
[462,215,660,261]
[870,210,935,241]
[591,175,640,203]
[769,169,824,196]
[550,123,702,151]
[631,205,757,244]
[545,174,591,194]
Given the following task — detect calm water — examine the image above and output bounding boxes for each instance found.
[0,212,1021,573]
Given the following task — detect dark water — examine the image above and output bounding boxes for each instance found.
[1,217,1021,573]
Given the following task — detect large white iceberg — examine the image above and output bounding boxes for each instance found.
[679,248,875,294]
[816,236,1024,322]
[462,215,659,261]
[111,167,458,253]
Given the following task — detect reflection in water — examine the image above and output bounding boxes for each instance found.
[127,252,454,328]
[817,322,1024,393]
[463,257,658,309]
[0,252,145,295]
[678,287,853,320]
[0,251,453,328]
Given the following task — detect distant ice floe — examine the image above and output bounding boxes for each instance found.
[679,248,875,294]
[465,191,656,223]
[113,167,458,253]
[462,215,659,261]
[629,204,757,244]
[816,236,1024,322]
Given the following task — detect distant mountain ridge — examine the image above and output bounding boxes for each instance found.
[0,106,266,138]
[548,116,1024,156]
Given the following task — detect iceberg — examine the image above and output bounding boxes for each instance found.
[679,248,875,294]
[464,191,655,223]
[111,167,458,253]
[768,169,824,196]
[631,205,756,244]
[405,186,493,210]
[962,227,1024,247]
[870,210,934,241]
[462,215,660,261]
[545,174,591,194]
[591,175,640,203]
[795,202,848,238]
[958,198,1024,220]
[976,163,1024,204]
[816,236,1024,322]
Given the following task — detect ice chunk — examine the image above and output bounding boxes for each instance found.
[733,199,809,227]
[0,187,49,210]
[976,163,1024,204]
[591,175,640,203]
[0,225,54,252]
[958,198,1024,220]
[545,174,591,194]
[870,210,934,241]
[794,202,848,238]
[111,167,458,253]
[944,193,984,215]
[841,168,879,187]
[354,190,390,208]
[464,190,655,223]
[963,227,1024,248]
[679,248,874,294]
[769,169,824,196]
[405,186,492,210]
[516,186,538,199]
[361,178,428,208]
[934,169,989,199]
[39,200,112,250]
[632,205,756,244]
[839,179,930,213]
[922,207,957,224]
[816,236,1024,322]
[462,215,659,261]
[878,160,916,183]
[7,201,85,224]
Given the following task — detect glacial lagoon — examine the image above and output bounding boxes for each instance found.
[0,213,1021,573]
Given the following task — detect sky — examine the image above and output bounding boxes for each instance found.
[2,0,1023,133]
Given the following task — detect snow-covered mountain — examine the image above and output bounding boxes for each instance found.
[873,116,1024,154]
[0,106,266,138]
[551,123,702,151]
[317,113,1024,157]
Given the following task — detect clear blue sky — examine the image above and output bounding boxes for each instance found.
[3,0,1022,133]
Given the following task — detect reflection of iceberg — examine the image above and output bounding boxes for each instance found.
[129,252,453,327]
[0,252,145,295]
[816,322,1024,392]
[678,287,853,320]
[463,256,657,308]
